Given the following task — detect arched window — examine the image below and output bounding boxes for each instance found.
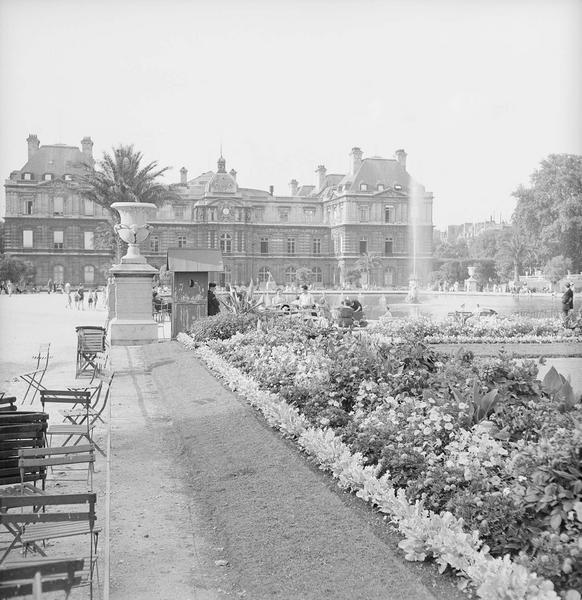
[53,265,64,284]
[220,233,232,253]
[311,266,322,284]
[258,267,271,283]
[83,265,95,284]
[285,267,296,284]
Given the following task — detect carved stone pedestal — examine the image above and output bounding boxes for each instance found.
[109,261,158,346]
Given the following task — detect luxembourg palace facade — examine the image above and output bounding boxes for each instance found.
[2,135,434,288]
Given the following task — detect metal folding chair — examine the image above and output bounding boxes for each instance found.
[75,327,106,379]
[15,344,52,404]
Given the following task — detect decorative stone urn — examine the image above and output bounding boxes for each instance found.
[465,266,478,292]
[111,202,156,264]
[109,202,159,346]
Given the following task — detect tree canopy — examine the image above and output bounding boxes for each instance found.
[512,154,582,272]
[75,145,176,220]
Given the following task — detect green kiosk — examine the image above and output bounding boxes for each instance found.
[166,248,223,339]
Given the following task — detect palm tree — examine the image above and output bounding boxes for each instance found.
[355,252,382,287]
[497,232,530,284]
[75,145,176,260]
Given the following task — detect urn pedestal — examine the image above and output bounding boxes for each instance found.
[108,202,158,346]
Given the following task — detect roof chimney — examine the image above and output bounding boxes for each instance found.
[229,168,237,181]
[81,136,94,159]
[180,167,188,185]
[395,149,407,171]
[350,147,363,175]
[316,165,327,193]
[269,185,274,196]
[27,134,40,159]
[289,179,298,196]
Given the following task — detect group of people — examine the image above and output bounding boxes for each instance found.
[63,283,100,310]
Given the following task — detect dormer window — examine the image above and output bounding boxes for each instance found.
[359,183,368,192]
[377,184,384,191]
[43,173,54,181]
[22,172,33,181]
[63,174,73,181]
[394,184,402,191]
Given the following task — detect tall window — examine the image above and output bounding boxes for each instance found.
[84,199,94,216]
[174,206,184,220]
[359,238,367,255]
[260,237,269,255]
[312,238,321,255]
[279,208,290,222]
[208,230,216,249]
[23,230,33,248]
[178,235,187,248]
[208,208,217,222]
[359,205,369,222]
[303,208,315,222]
[258,267,271,283]
[150,236,159,252]
[25,200,34,215]
[223,265,232,285]
[285,266,296,284]
[254,207,264,221]
[236,231,244,252]
[312,266,323,284]
[220,233,232,253]
[287,237,296,255]
[53,230,64,249]
[84,231,94,250]
[53,265,64,284]
[384,205,394,223]
[53,197,64,215]
[384,238,393,256]
[83,265,95,284]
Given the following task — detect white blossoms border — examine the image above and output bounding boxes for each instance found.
[178,332,571,600]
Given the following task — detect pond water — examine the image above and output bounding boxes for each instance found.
[261,290,568,320]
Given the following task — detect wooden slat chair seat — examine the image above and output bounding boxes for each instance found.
[0,396,17,413]
[0,557,85,599]
[0,414,47,489]
[60,373,114,456]
[14,345,52,405]
[40,391,95,454]
[0,494,99,569]
[75,327,107,379]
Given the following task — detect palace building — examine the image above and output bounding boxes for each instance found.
[3,136,434,288]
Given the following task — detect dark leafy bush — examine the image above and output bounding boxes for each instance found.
[187,312,259,343]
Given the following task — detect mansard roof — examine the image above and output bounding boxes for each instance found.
[18,144,92,178]
[341,156,413,192]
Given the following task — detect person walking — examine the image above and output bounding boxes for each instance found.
[207,282,220,316]
[64,282,72,309]
[561,282,574,322]
[87,289,94,310]
[77,284,85,310]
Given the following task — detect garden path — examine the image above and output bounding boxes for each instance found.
[109,341,467,600]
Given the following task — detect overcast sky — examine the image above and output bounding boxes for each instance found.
[1,0,580,228]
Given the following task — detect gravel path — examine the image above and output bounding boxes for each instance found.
[122,341,467,600]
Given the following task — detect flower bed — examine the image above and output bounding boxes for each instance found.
[180,317,582,599]
[374,315,582,344]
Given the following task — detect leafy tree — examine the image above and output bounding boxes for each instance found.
[0,255,33,284]
[543,256,573,290]
[355,252,382,286]
[75,145,176,260]
[344,269,362,286]
[513,154,582,271]
[472,259,499,287]
[295,267,313,285]
[468,229,508,261]
[438,260,468,287]
[434,239,469,260]
[496,232,530,283]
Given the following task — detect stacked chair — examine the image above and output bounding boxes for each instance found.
[1,336,112,599]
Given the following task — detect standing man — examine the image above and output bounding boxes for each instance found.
[561,282,574,322]
[207,282,220,316]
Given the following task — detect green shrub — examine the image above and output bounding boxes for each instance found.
[186,312,259,343]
